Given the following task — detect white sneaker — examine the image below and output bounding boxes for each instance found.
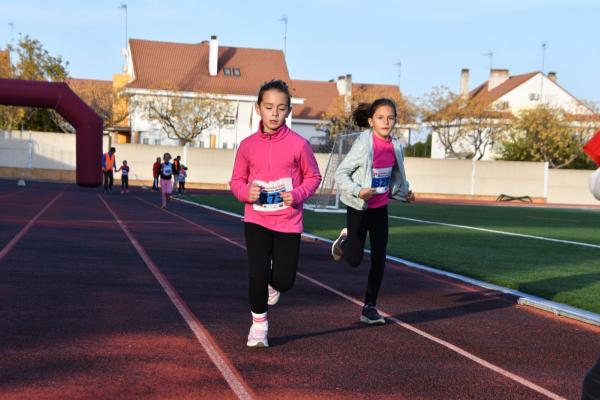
[268,285,280,306]
[331,228,348,261]
[246,324,269,348]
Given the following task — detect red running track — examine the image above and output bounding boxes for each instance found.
[0,180,598,399]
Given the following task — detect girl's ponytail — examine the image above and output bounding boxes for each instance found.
[352,103,372,128]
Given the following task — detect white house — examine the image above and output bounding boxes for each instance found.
[121,36,302,149]
[431,68,593,159]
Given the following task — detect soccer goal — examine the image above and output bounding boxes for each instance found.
[305,131,361,213]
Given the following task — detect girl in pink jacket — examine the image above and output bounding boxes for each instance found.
[230,80,322,348]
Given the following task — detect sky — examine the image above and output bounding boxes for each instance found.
[2,0,599,104]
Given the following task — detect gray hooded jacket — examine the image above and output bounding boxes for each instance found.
[335,129,410,211]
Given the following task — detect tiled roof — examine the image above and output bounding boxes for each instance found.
[126,39,291,96]
[67,78,113,107]
[291,79,401,120]
[468,71,539,104]
[0,50,11,77]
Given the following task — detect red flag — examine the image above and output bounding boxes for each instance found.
[583,129,600,166]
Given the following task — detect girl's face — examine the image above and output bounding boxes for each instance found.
[164,155,171,162]
[369,105,396,139]
[255,89,290,133]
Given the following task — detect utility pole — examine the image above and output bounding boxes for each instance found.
[393,61,402,88]
[483,50,494,71]
[540,41,548,99]
[118,2,128,50]
[279,15,288,57]
[8,20,15,45]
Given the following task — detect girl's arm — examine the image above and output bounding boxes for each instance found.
[335,140,365,198]
[116,166,122,172]
[229,145,251,203]
[290,141,322,205]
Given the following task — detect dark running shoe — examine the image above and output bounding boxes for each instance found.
[360,304,386,325]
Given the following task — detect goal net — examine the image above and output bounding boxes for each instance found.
[306,131,361,212]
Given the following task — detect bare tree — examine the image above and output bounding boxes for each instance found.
[137,91,230,146]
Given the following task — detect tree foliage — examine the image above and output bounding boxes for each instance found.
[317,86,414,137]
[0,35,70,132]
[499,104,600,169]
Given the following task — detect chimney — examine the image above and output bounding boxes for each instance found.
[336,74,353,113]
[460,68,470,99]
[548,71,557,83]
[488,69,509,91]
[209,35,218,77]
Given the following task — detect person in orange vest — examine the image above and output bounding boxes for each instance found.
[101,147,117,193]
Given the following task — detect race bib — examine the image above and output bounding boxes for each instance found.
[371,167,392,194]
[163,163,172,175]
[252,177,293,212]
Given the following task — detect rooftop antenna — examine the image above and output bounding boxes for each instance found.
[118,2,128,50]
[393,61,402,88]
[540,41,548,99]
[483,51,494,70]
[278,15,288,57]
[8,20,15,45]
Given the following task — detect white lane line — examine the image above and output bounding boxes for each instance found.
[389,215,600,249]
[162,198,566,400]
[0,192,63,263]
[99,195,255,400]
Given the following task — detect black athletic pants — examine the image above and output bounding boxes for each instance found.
[244,222,301,314]
[342,205,389,306]
[103,170,114,191]
[121,175,129,190]
[583,356,600,400]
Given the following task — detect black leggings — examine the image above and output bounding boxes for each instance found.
[103,170,114,191]
[121,175,129,190]
[244,222,301,314]
[582,356,600,400]
[342,205,389,306]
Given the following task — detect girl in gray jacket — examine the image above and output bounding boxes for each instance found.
[331,98,414,324]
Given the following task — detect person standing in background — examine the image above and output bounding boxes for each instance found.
[101,147,117,193]
[152,157,161,191]
[173,155,181,195]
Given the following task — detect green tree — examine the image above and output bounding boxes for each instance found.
[500,104,599,169]
[0,35,70,132]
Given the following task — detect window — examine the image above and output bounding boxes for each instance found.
[223,68,232,76]
[142,138,149,144]
[233,68,241,77]
[529,93,540,101]
[154,139,161,145]
[224,116,235,127]
[497,101,510,110]
[223,143,229,149]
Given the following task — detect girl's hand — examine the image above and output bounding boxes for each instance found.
[281,192,293,206]
[359,188,377,200]
[248,183,261,202]
[406,190,416,203]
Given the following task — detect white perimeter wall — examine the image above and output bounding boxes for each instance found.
[0,130,597,206]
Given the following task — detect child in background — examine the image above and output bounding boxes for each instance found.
[116,160,130,194]
[178,166,188,194]
[332,99,414,325]
[230,80,321,348]
[159,153,174,208]
[152,157,161,191]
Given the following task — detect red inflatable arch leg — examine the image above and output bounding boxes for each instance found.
[0,78,103,187]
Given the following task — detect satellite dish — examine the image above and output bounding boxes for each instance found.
[590,168,600,201]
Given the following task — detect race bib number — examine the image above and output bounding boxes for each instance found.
[163,163,172,175]
[253,177,293,212]
[371,167,392,194]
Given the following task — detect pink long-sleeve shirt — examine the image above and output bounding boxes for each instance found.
[230,123,322,233]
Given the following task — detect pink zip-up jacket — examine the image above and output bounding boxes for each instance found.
[230,122,322,233]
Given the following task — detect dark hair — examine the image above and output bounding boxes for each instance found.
[257,79,291,108]
[110,147,116,152]
[352,98,397,128]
